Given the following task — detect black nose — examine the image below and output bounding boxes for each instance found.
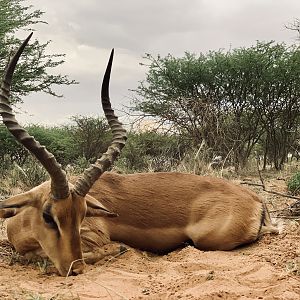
[71,261,85,275]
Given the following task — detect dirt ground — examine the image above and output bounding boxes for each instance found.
[0,178,300,300]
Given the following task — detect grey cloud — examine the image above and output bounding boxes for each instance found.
[18,0,300,124]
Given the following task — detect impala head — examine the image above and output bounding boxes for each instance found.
[0,34,126,276]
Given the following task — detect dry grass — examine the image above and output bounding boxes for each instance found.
[0,239,21,264]
[0,157,49,197]
[25,292,80,300]
[0,238,55,275]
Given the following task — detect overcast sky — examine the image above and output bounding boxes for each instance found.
[15,0,300,125]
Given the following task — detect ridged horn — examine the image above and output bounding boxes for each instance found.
[0,33,70,199]
[73,49,127,197]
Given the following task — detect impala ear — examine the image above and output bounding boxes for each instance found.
[85,195,118,218]
[0,192,37,219]
[0,208,18,218]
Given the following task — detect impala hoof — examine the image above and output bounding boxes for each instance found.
[120,244,128,253]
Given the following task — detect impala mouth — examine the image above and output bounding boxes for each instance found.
[51,258,85,276]
[69,259,85,275]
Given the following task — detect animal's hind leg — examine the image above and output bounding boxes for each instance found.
[83,242,129,264]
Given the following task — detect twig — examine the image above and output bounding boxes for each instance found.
[103,248,130,267]
[220,147,234,178]
[241,181,300,201]
[263,189,300,201]
[256,154,266,190]
[241,182,265,187]
[65,258,84,277]
[252,154,300,201]
[272,215,300,220]
[193,140,206,174]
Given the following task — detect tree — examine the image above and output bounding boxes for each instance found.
[0,0,76,104]
[68,116,112,163]
[0,124,28,165]
[0,116,112,174]
[117,131,186,172]
[27,124,77,167]
[133,42,300,169]
[286,18,300,41]
[255,43,300,169]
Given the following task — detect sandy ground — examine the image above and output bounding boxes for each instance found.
[0,178,299,300]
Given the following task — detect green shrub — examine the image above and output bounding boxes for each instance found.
[6,157,49,190]
[287,171,300,195]
[66,157,91,175]
[0,155,12,177]
[116,131,187,173]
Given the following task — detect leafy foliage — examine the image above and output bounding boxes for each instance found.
[116,131,187,172]
[0,0,76,103]
[27,124,77,166]
[0,115,192,192]
[68,115,112,163]
[287,172,300,195]
[0,124,28,164]
[0,116,112,170]
[286,18,300,41]
[134,42,300,169]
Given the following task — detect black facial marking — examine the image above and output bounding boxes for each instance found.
[0,203,23,209]
[43,204,58,230]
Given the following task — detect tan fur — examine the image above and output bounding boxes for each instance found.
[5,183,87,275]
[2,171,278,276]
[83,172,277,252]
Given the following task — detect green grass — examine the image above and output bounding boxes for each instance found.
[287,171,300,195]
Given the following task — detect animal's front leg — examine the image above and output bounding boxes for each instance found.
[24,248,47,260]
[83,242,128,264]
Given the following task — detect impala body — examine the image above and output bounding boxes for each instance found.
[0,35,278,276]
[83,172,273,252]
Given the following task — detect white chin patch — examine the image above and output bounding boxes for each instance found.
[272,218,284,234]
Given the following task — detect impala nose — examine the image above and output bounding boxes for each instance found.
[70,260,85,275]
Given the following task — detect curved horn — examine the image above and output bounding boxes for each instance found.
[0,33,69,199]
[73,49,127,197]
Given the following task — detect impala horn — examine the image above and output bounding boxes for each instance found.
[0,33,69,199]
[73,49,127,196]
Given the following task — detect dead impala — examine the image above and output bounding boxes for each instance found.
[0,34,278,276]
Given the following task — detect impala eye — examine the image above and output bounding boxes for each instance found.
[42,212,58,229]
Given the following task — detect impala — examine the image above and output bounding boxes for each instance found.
[0,34,278,276]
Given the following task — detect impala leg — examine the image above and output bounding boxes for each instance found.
[83,242,129,264]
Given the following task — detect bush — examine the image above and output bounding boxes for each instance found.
[287,171,300,195]
[0,156,49,196]
[116,131,187,173]
[9,157,49,189]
